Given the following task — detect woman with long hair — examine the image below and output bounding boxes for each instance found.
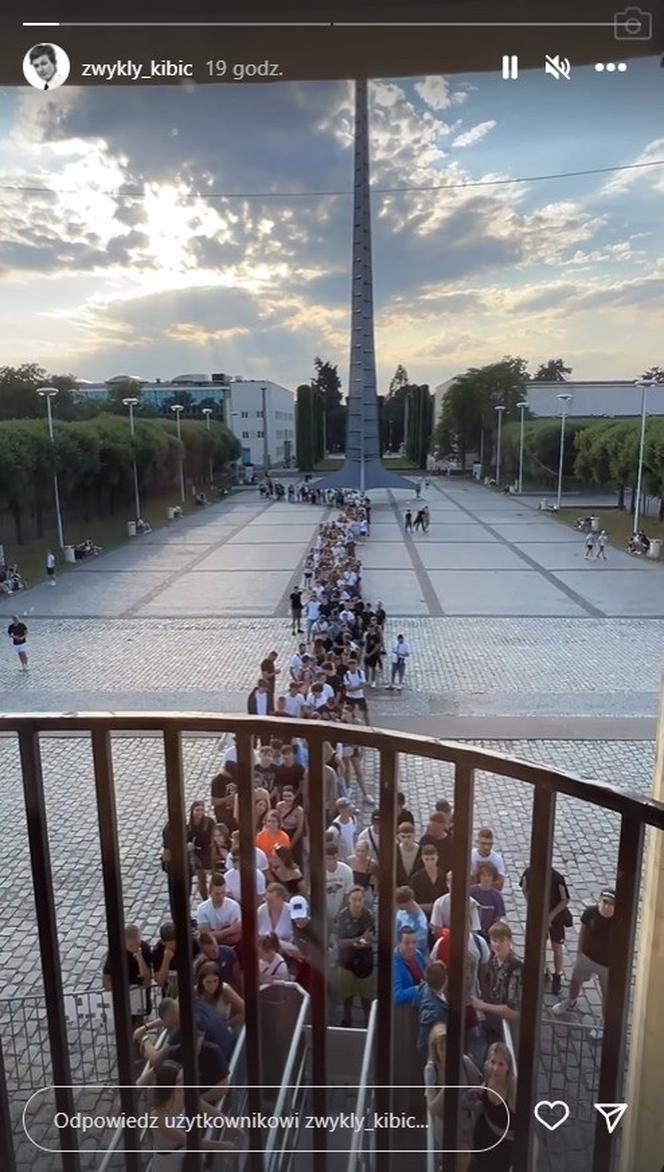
[269,844,305,896]
[467,1041,516,1171]
[187,801,216,900]
[275,786,305,866]
[255,809,291,863]
[195,960,245,1031]
[347,838,378,909]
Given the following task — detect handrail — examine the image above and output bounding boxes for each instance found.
[348,998,378,1172]
[263,983,310,1171]
[2,711,664,830]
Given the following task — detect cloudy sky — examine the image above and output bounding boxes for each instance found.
[0,60,662,392]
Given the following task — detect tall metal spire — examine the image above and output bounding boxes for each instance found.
[316,80,415,491]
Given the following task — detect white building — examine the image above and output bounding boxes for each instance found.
[71,373,295,468]
[226,379,295,469]
[525,379,664,418]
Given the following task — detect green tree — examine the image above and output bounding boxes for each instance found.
[533,358,572,382]
[296,385,315,471]
[312,357,344,452]
[433,357,528,471]
[641,367,664,384]
[405,384,433,468]
[383,364,411,451]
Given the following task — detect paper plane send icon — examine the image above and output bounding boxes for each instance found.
[594,1103,628,1134]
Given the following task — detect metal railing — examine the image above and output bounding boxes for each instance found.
[348,999,378,1172]
[1,711,663,1172]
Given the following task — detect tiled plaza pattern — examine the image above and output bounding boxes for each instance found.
[1,481,661,1170]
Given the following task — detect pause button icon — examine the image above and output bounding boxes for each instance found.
[502,54,519,79]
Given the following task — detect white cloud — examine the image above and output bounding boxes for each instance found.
[452,121,497,149]
[414,76,468,111]
[601,137,664,194]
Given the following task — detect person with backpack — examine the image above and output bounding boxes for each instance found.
[326,796,357,861]
[337,886,375,1027]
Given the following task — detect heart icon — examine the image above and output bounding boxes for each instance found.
[534,1100,570,1132]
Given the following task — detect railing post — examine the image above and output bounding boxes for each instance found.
[513,785,556,1171]
[18,728,80,1172]
[307,732,327,1172]
[376,747,398,1160]
[91,729,140,1172]
[443,761,474,1170]
[0,1035,16,1172]
[163,727,201,1172]
[592,815,644,1172]
[236,729,264,1172]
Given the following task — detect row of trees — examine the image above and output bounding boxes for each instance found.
[433,358,664,473]
[0,414,240,544]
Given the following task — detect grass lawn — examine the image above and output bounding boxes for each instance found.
[313,457,419,472]
[1,490,233,588]
[314,458,343,471]
[556,507,664,552]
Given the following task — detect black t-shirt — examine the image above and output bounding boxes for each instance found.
[418,833,453,874]
[580,904,613,966]
[151,937,200,974]
[8,621,27,644]
[188,816,215,857]
[290,590,303,612]
[103,942,152,1011]
[260,658,276,685]
[410,866,448,911]
[519,867,570,917]
[274,761,305,801]
[169,1037,229,1089]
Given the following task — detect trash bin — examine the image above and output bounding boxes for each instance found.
[647,538,662,559]
[590,516,600,532]
[127,520,137,537]
[63,545,76,564]
[539,499,548,511]
[167,506,176,520]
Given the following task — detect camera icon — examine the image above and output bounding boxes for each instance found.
[613,7,653,39]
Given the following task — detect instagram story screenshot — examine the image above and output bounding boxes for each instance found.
[0,2,663,1171]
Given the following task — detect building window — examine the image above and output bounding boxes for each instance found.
[257,431,264,438]
[241,410,249,418]
[257,410,264,418]
[242,431,250,439]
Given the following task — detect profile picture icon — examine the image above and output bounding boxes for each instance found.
[23,43,70,90]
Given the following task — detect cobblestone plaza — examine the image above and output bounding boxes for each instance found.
[1,478,661,1168]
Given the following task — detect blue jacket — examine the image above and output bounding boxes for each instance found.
[393,947,426,1005]
[416,985,448,1049]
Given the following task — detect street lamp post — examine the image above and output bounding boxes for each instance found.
[170,404,185,502]
[555,393,573,511]
[495,405,505,485]
[516,400,529,494]
[37,388,65,549]
[261,385,270,471]
[202,408,214,485]
[122,397,141,521]
[634,380,656,534]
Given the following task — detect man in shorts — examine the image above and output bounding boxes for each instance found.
[552,888,614,1041]
[520,863,570,994]
[8,615,29,671]
[46,550,57,585]
[343,655,369,725]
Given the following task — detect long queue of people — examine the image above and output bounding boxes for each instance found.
[102,490,619,1168]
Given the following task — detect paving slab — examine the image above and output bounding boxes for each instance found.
[357,543,415,569]
[226,524,318,544]
[427,569,588,616]
[136,571,293,615]
[553,570,664,616]
[359,568,430,614]
[489,522,581,543]
[193,544,302,571]
[513,542,639,571]
[417,543,527,570]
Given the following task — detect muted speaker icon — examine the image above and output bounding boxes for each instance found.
[545,54,572,79]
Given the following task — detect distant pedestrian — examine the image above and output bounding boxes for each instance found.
[422,506,430,532]
[46,550,57,585]
[289,587,304,635]
[584,533,595,559]
[414,509,424,532]
[415,482,422,499]
[8,615,29,671]
[596,530,608,560]
[404,510,413,534]
[388,634,411,692]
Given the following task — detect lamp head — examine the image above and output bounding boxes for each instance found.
[517,400,528,409]
[170,404,183,413]
[37,387,58,399]
[556,393,573,404]
[495,405,505,414]
[202,408,213,416]
[122,397,139,407]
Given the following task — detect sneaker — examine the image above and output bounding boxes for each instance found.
[552,998,577,1016]
[551,973,562,996]
[589,1025,604,1043]
[396,685,402,692]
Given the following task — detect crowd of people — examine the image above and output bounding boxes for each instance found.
[97,486,618,1168]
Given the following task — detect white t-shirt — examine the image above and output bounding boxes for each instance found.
[46,552,56,569]
[431,893,481,933]
[307,691,328,711]
[431,931,489,999]
[289,654,304,678]
[223,867,266,902]
[327,815,357,861]
[284,691,305,717]
[254,690,269,716]
[260,954,290,981]
[196,895,242,932]
[325,861,354,920]
[257,902,295,950]
[470,848,507,880]
[392,640,411,661]
[344,668,366,699]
